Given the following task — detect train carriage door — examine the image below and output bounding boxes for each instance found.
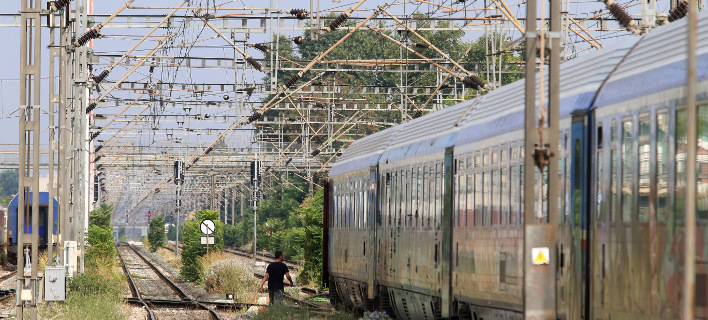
[570,111,591,320]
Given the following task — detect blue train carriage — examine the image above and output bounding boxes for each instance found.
[7,192,59,254]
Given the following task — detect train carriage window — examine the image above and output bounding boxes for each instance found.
[364,180,369,228]
[406,168,411,228]
[354,180,359,229]
[502,167,508,225]
[638,116,650,223]
[559,135,566,224]
[475,156,482,227]
[361,179,365,228]
[431,163,437,229]
[597,124,604,224]
[698,105,708,220]
[622,119,634,224]
[457,160,465,227]
[520,147,525,225]
[412,167,418,229]
[386,172,392,227]
[423,165,429,229]
[466,157,473,227]
[611,122,618,225]
[396,171,402,226]
[484,153,491,226]
[657,112,669,222]
[493,167,499,225]
[334,184,339,228]
[415,166,423,229]
[511,148,519,225]
[437,162,443,229]
[501,149,508,225]
[676,110,687,221]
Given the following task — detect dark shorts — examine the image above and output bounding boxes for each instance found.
[268,289,284,305]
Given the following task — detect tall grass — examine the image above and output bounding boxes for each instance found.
[202,253,260,303]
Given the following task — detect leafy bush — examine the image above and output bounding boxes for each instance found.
[86,225,116,269]
[148,216,166,252]
[88,203,113,229]
[299,189,324,287]
[180,209,223,282]
[203,257,259,302]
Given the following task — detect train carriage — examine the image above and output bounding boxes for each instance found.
[326,10,708,320]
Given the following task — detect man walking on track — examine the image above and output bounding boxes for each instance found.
[258,250,294,304]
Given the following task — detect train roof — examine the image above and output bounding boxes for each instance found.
[378,99,479,164]
[329,125,403,176]
[454,39,638,148]
[595,9,708,109]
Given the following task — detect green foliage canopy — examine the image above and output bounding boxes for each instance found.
[148,216,167,252]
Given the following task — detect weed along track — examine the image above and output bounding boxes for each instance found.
[118,243,222,320]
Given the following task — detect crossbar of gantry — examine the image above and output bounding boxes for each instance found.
[0,13,640,32]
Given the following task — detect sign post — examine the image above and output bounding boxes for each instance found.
[200,219,215,255]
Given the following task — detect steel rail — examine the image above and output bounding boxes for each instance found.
[117,245,156,320]
[124,243,222,320]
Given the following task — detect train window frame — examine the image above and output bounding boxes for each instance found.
[697,104,708,221]
[638,114,651,223]
[676,109,687,222]
[610,120,618,226]
[483,152,491,226]
[621,117,634,224]
[596,123,605,225]
[475,155,482,227]
[513,144,520,225]
[656,111,669,223]
[437,161,443,230]
[559,134,566,225]
[466,155,474,228]
[501,146,508,225]
[422,165,429,230]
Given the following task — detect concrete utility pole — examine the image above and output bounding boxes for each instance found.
[523,0,561,318]
[17,0,42,318]
[683,0,698,318]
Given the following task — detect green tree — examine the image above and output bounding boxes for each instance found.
[298,189,324,286]
[0,169,18,199]
[180,209,224,282]
[148,216,166,252]
[89,203,113,229]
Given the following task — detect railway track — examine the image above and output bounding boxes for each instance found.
[117,243,222,320]
[223,246,303,270]
[163,241,326,307]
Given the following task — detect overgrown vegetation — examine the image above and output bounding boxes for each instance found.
[148,216,166,252]
[181,209,223,282]
[203,255,259,302]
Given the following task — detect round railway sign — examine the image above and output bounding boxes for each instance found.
[200,219,215,235]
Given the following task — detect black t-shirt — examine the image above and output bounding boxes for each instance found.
[266,261,289,290]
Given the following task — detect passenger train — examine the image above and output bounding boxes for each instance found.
[325,12,708,320]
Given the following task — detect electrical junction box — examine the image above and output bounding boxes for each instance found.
[64,241,77,276]
[44,266,66,301]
